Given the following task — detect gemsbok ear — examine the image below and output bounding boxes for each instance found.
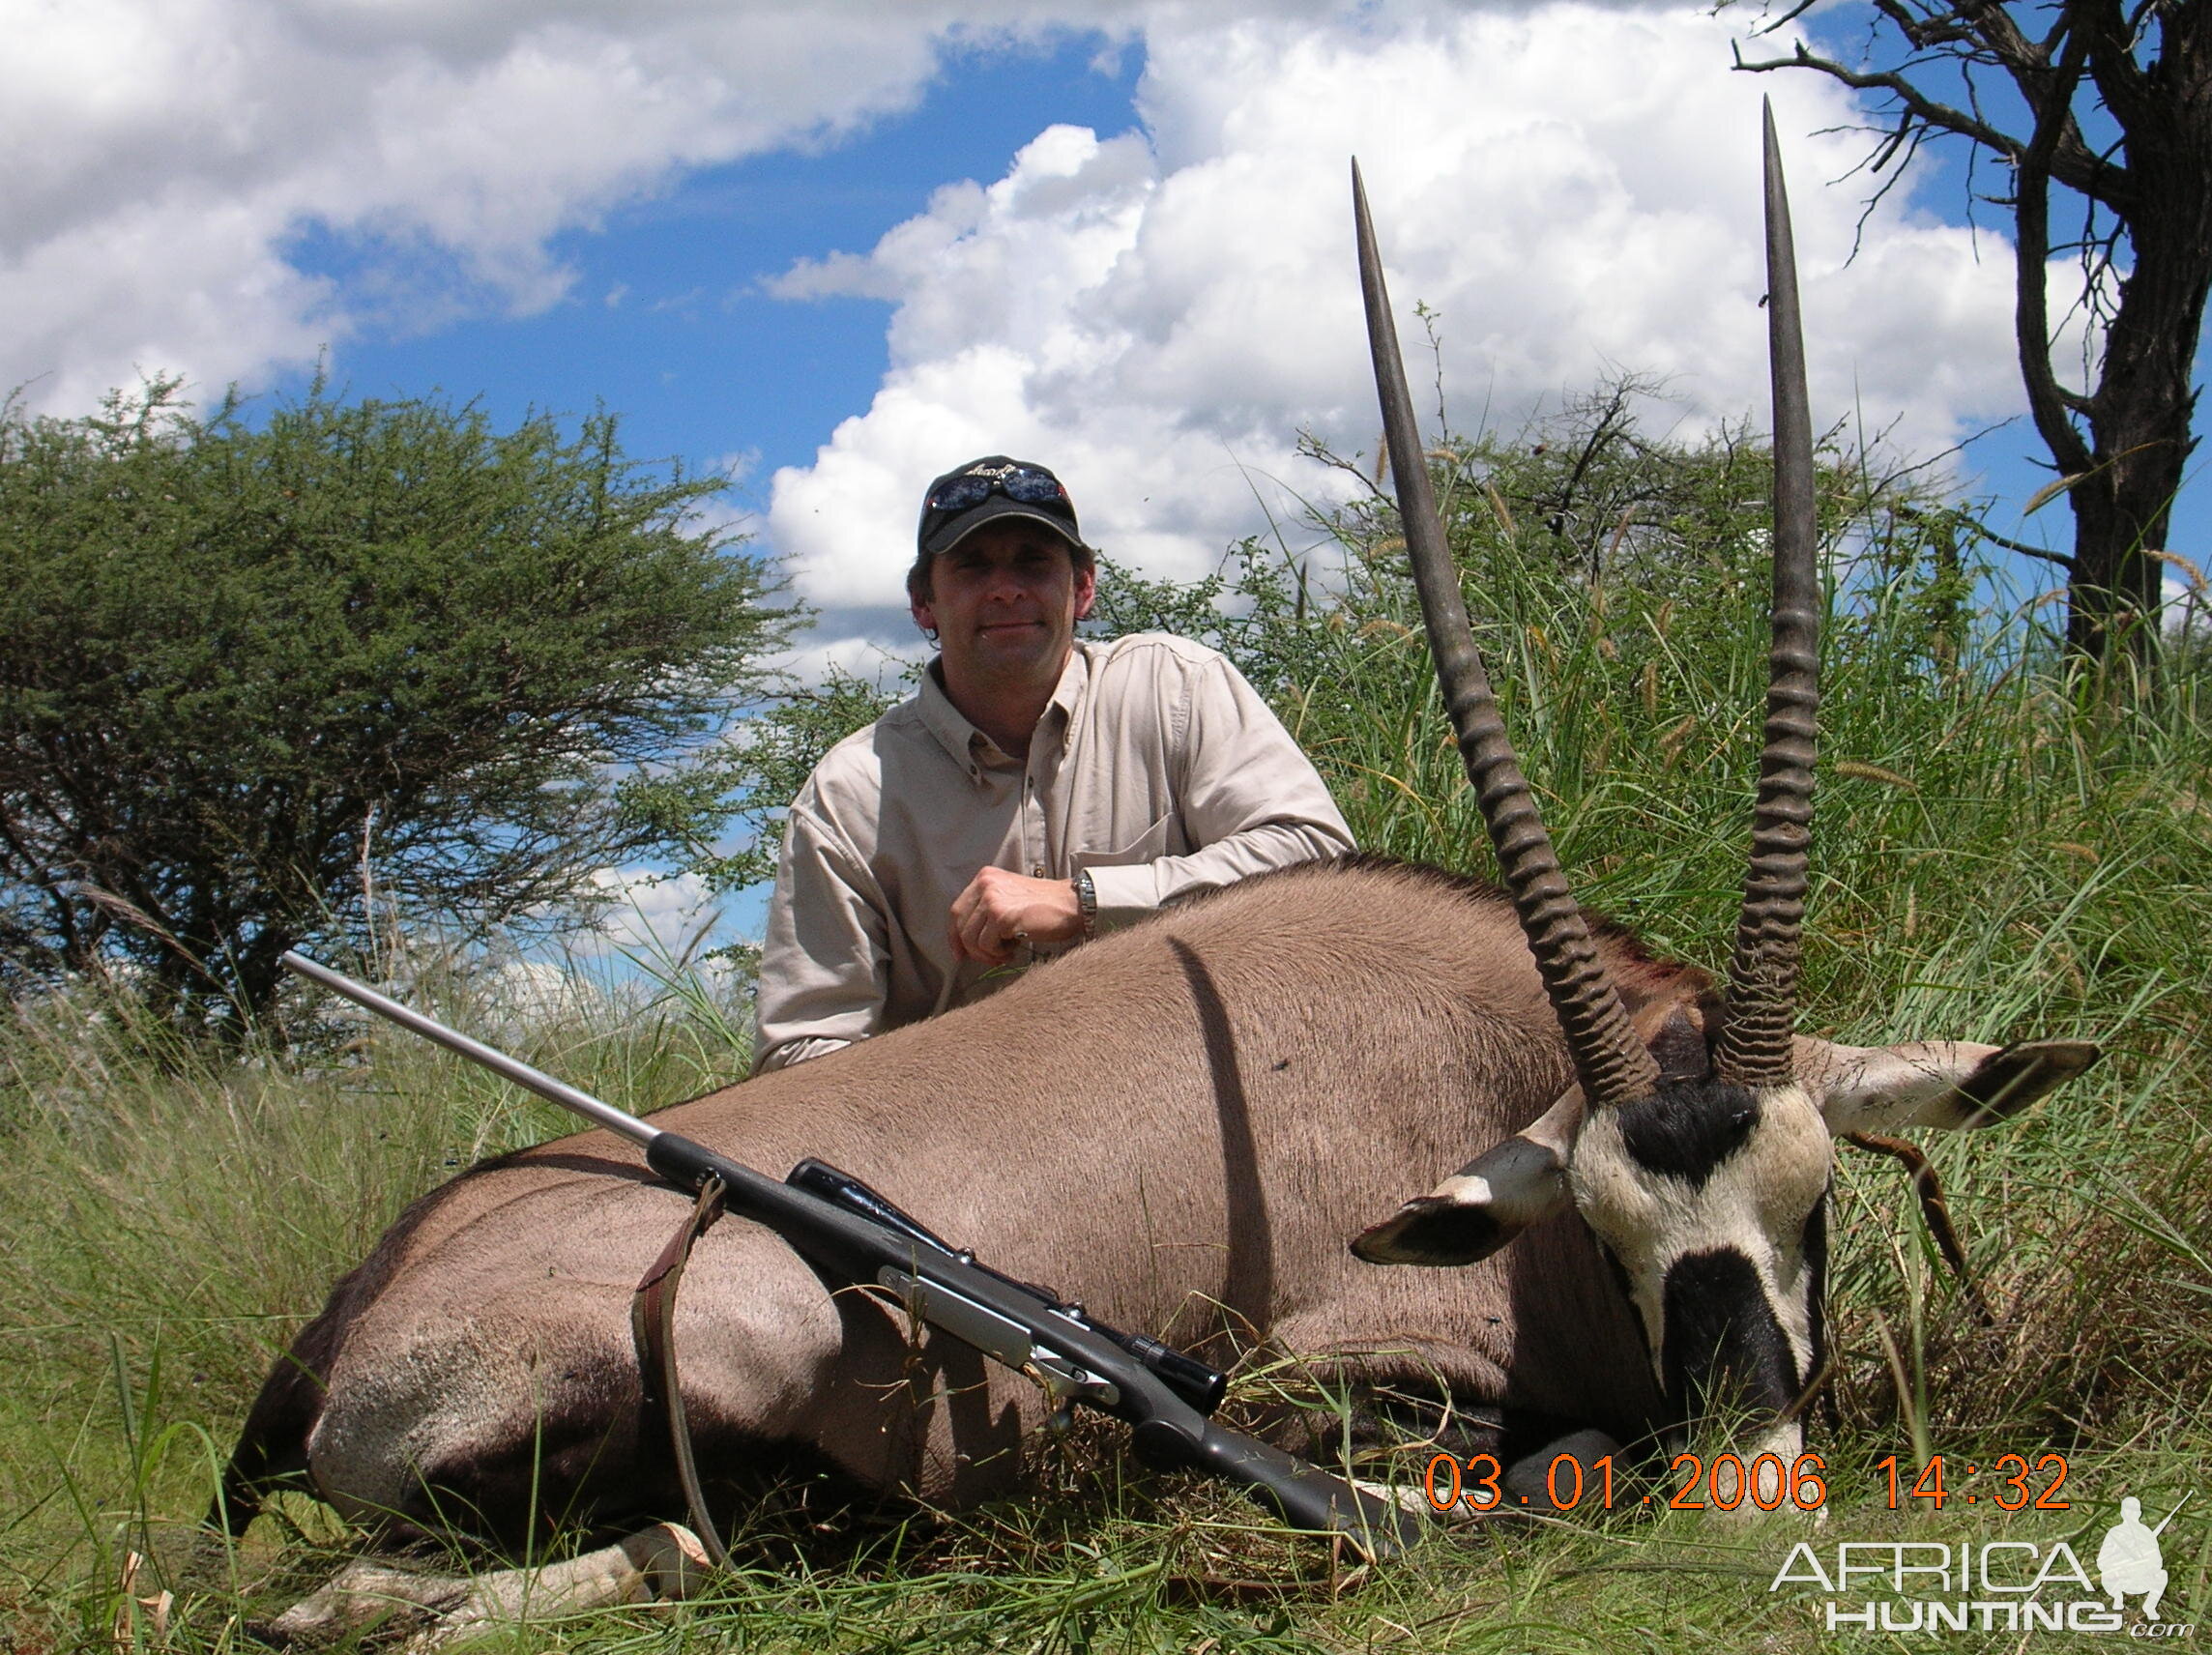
[1351,1089,1583,1265]
[1352,998,1714,1267]
[1801,1037,2101,1135]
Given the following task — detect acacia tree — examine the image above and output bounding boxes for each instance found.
[1737,0,2211,675]
[0,382,792,1031]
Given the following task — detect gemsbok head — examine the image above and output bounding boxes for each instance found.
[1344,108,2097,1488]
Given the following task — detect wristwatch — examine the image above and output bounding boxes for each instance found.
[1073,867,1097,941]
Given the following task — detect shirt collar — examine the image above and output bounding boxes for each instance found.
[916,660,985,777]
[1044,639,1093,741]
[917,646,1094,779]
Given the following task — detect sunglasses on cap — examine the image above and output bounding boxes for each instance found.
[923,462,1071,515]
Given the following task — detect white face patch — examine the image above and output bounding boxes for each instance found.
[1567,1082,1831,1394]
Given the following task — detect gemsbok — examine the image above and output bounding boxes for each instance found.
[218,115,2098,1638]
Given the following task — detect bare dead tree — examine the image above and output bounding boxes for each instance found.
[1735,0,2211,680]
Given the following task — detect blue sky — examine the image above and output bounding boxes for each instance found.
[10,2,2201,955]
[269,35,1148,518]
[18,5,2197,619]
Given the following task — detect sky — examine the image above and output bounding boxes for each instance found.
[10,0,2204,953]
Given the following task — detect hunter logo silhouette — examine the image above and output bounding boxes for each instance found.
[2098,1495,2188,1620]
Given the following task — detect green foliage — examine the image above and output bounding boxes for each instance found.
[679,667,909,897]
[0,952,753,1642]
[0,380,794,1031]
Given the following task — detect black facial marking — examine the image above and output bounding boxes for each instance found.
[1615,1078,1761,1188]
[1661,1249,1801,1420]
[1802,1183,1829,1380]
[1645,1005,1715,1084]
[1351,1198,1503,1266]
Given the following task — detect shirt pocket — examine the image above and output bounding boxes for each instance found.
[1077,811,1177,869]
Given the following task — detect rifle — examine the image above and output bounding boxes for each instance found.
[281,951,1422,1560]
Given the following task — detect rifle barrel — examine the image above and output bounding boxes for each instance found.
[280,948,1421,1557]
[281,950,658,1147]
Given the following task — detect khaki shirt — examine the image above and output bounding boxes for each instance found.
[753,633,1353,1071]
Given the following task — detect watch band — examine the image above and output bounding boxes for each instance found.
[1073,867,1097,941]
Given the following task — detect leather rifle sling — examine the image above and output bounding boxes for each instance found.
[630,1176,735,1569]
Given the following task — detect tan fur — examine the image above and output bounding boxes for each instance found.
[235,859,1682,1535]
[226,856,2090,1547]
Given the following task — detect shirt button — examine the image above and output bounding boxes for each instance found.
[1032,866,1047,879]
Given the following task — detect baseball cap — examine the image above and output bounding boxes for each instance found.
[915,456,1086,563]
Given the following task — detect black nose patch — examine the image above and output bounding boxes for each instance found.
[1661,1248,1801,1418]
[1615,1079,1761,1188]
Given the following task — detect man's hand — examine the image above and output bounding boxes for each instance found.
[948,866,1085,965]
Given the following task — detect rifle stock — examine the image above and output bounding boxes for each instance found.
[282,950,1422,1559]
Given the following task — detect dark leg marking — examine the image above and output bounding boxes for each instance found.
[1504,1428,1623,1511]
[1842,1132,1994,1323]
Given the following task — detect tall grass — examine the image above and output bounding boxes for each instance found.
[3,423,2208,1649]
[0,958,753,1644]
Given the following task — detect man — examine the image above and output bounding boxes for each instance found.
[752,454,1353,1072]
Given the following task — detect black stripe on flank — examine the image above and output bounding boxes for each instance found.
[1615,1079,1761,1188]
[1661,1248,1801,1420]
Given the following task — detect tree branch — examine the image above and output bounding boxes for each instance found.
[1972,0,2134,210]
[1735,42,2024,159]
[1975,528,2079,569]
[2014,24,2099,475]
[1736,8,2132,214]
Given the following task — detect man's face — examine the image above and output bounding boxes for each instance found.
[912,523,1096,684]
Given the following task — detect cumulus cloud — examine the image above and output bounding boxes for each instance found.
[3,0,1159,410]
[480,955,616,1032]
[761,3,2025,629]
[582,865,725,963]
[772,630,925,689]
[12,0,2038,636]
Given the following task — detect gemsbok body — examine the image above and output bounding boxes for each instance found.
[218,115,2097,1635]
